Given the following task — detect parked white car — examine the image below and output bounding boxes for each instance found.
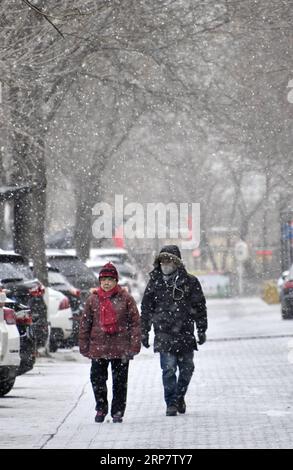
[44,287,73,352]
[0,290,20,396]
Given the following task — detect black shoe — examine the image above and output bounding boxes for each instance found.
[166,404,177,416]
[95,411,106,423]
[177,398,186,414]
[112,412,123,423]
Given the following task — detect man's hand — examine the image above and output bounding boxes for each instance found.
[142,335,150,348]
[197,332,206,345]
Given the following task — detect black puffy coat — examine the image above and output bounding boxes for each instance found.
[141,261,207,354]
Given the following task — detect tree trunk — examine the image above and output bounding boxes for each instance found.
[262,175,270,280]
[74,180,96,262]
[13,192,32,261]
[221,191,238,272]
[200,229,218,271]
[0,153,6,244]
[30,184,48,286]
[11,130,48,286]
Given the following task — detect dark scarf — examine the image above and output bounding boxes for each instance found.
[97,285,120,334]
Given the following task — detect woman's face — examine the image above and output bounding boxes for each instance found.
[100,277,117,291]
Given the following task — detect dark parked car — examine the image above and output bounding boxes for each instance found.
[47,266,82,346]
[280,264,293,319]
[45,251,98,345]
[47,266,81,312]
[45,250,97,303]
[0,252,48,347]
[4,298,36,375]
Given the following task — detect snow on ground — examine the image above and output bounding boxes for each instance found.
[1,297,293,449]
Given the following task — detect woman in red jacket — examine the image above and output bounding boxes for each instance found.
[79,262,141,423]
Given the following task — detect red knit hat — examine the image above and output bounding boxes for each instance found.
[98,262,119,281]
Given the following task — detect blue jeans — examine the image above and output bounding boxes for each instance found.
[160,352,195,406]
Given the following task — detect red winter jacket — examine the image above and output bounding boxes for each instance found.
[79,286,141,359]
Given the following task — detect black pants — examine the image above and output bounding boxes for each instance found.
[90,358,129,417]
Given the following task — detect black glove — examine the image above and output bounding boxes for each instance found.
[142,335,150,349]
[197,332,206,345]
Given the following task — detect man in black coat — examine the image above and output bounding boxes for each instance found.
[141,245,207,416]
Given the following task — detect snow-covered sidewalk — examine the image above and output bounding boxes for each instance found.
[1,297,293,449]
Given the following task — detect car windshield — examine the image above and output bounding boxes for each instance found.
[90,270,100,279]
[97,253,135,265]
[88,262,134,277]
[117,264,135,274]
[0,262,30,281]
[48,257,97,283]
[13,263,34,280]
[48,270,69,286]
[89,267,103,278]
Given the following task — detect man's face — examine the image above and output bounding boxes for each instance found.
[160,259,177,275]
[100,277,117,291]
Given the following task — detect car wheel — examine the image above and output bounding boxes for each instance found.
[281,307,293,319]
[33,320,49,349]
[0,378,16,397]
[49,336,58,353]
[17,358,36,376]
[17,337,37,375]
